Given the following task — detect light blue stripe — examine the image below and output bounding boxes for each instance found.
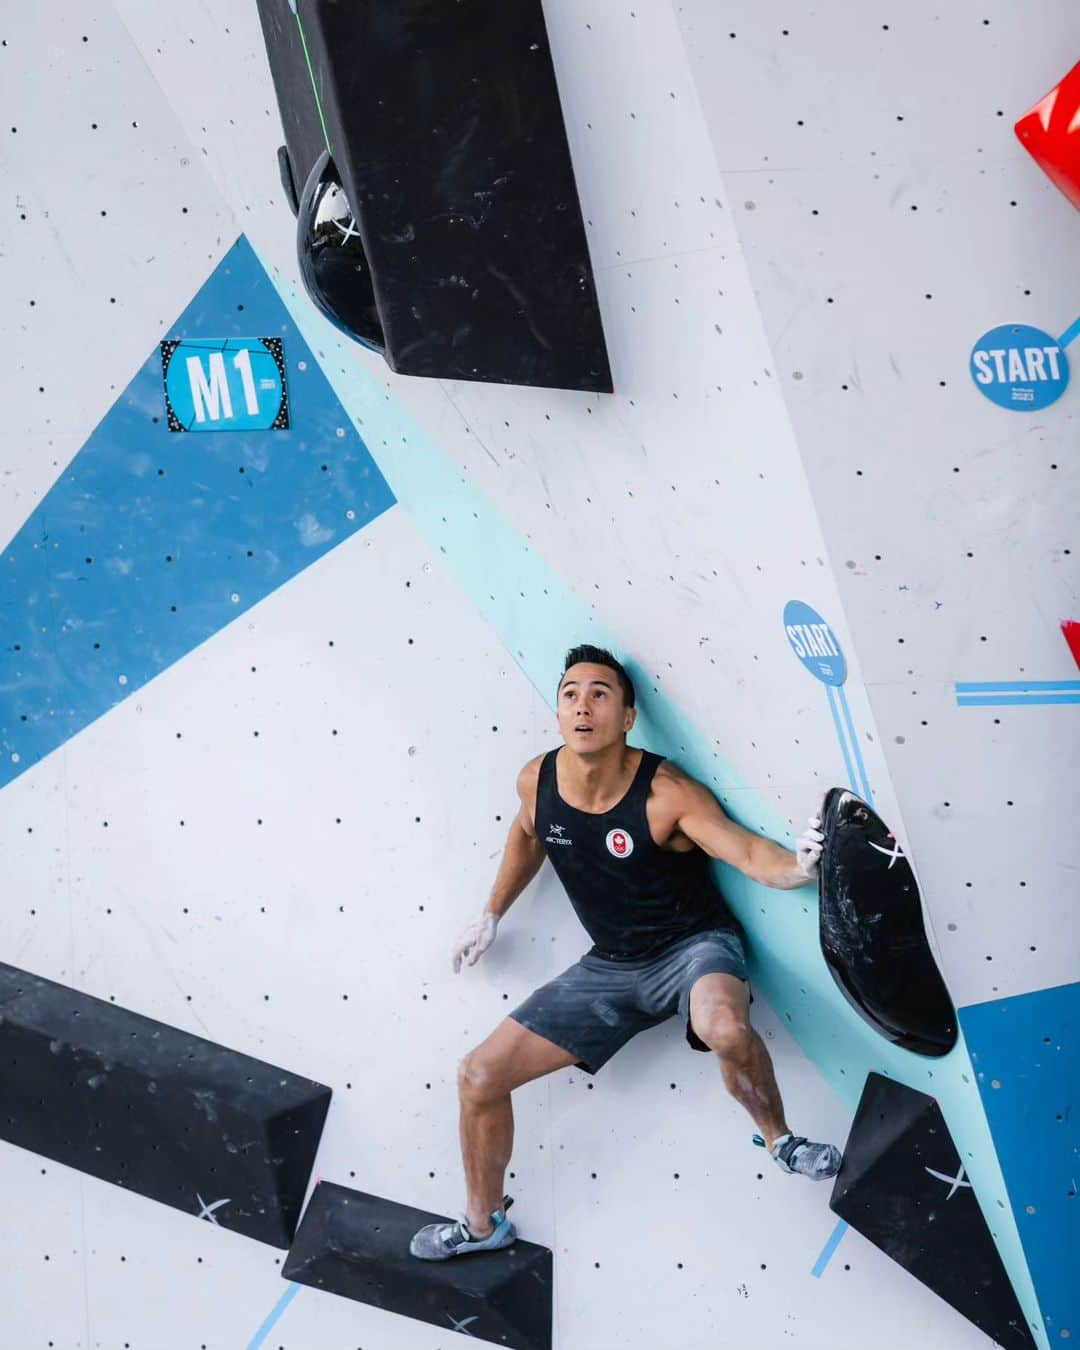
[955,680,1080,693]
[825,684,859,792]
[248,1282,302,1348]
[837,685,874,807]
[958,694,1080,707]
[1057,315,1080,349]
[816,686,858,1280]
[812,1219,849,1277]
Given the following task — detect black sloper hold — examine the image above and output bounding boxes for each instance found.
[297,150,385,354]
[0,962,331,1249]
[819,787,957,1056]
[283,1182,552,1350]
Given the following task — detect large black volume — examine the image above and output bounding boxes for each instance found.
[819,787,957,1055]
[283,1182,552,1350]
[255,0,612,393]
[0,963,331,1248]
[831,1073,1035,1347]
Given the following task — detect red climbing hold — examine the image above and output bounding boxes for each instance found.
[1015,61,1080,212]
[1061,619,1080,671]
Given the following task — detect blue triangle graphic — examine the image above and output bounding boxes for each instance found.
[0,236,395,790]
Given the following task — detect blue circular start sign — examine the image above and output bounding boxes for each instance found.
[783,601,847,686]
[969,323,1069,411]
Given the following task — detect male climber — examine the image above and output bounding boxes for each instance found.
[410,643,837,1260]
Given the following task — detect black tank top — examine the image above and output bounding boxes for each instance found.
[536,746,739,961]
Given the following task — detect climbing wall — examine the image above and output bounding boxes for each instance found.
[0,2,1074,1348]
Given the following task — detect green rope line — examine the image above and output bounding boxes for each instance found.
[292,3,332,157]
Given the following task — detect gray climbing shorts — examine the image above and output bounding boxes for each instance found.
[508,926,750,1075]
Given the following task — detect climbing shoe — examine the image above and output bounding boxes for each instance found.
[409,1195,516,1260]
[753,1132,842,1180]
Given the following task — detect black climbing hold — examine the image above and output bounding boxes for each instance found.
[256,1,329,217]
[277,143,299,217]
[831,1073,1035,1347]
[297,150,385,354]
[283,1181,552,1349]
[819,787,957,1055]
[254,0,612,392]
[0,962,331,1248]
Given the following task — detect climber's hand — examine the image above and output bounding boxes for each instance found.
[795,811,825,881]
[451,913,500,973]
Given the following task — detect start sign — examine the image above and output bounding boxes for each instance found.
[969,323,1069,411]
[783,601,847,687]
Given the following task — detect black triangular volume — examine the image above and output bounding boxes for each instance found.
[819,787,957,1055]
[831,1073,1035,1347]
[283,1182,552,1350]
[0,963,330,1248]
[255,0,612,392]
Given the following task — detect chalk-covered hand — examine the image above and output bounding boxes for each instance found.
[794,813,825,881]
[451,913,500,973]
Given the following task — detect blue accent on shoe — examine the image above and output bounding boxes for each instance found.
[463,1213,515,1252]
[409,1195,517,1260]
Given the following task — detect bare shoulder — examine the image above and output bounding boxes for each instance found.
[654,756,698,793]
[516,752,546,797]
[653,758,717,809]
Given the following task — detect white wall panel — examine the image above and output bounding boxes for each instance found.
[676,0,1079,1010]
[0,0,1066,1345]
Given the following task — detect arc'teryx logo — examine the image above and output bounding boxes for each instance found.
[546,823,572,846]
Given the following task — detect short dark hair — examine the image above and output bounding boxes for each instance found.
[559,644,635,708]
